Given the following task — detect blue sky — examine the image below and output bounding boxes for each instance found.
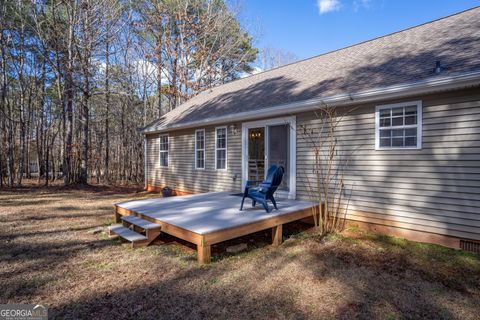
[240,0,480,60]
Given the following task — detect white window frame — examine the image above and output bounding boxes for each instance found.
[194,129,205,170]
[375,100,422,150]
[215,126,228,170]
[159,134,169,167]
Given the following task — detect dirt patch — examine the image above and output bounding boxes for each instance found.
[1,185,479,319]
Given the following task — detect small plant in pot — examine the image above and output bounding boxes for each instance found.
[161,187,173,197]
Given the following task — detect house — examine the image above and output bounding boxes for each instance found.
[141,8,480,251]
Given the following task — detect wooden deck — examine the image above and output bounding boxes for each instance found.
[114,192,317,264]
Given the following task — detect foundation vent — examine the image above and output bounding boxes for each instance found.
[460,240,480,254]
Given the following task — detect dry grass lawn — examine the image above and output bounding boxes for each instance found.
[1,184,479,319]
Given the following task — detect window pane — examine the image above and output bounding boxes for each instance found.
[380,117,391,127]
[160,152,168,167]
[380,130,391,138]
[380,109,390,117]
[216,128,226,148]
[405,115,417,125]
[216,150,226,169]
[405,105,417,115]
[392,116,403,126]
[405,128,417,136]
[197,158,203,169]
[392,107,403,117]
[196,151,204,168]
[392,129,404,137]
[392,137,404,147]
[380,138,391,147]
[160,136,168,151]
[405,137,417,147]
[196,135,204,149]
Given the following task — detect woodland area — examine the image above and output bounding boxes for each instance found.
[0,0,299,187]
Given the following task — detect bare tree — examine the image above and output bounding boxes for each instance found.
[0,0,258,188]
[298,105,356,235]
[258,46,298,71]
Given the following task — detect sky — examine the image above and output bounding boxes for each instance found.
[240,0,480,60]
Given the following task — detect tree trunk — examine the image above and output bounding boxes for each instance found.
[104,39,110,183]
[156,34,163,116]
[79,88,89,184]
[63,20,75,185]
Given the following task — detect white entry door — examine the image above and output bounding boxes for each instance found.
[242,117,296,199]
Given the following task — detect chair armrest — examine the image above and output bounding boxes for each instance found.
[246,180,263,187]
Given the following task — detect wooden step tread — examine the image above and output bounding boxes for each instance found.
[121,216,161,230]
[108,225,148,242]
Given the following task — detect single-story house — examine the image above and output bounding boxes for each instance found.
[141,8,480,251]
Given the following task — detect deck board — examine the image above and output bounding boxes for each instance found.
[115,192,315,235]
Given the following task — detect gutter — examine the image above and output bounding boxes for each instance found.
[142,70,480,135]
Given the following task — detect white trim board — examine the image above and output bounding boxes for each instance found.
[241,116,296,200]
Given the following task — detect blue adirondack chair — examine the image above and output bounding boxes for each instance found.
[240,165,285,213]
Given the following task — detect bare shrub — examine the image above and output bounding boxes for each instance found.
[298,105,355,235]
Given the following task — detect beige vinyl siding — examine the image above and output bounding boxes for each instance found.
[296,88,480,240]
[146,124,242,194]
[146,88,480,241]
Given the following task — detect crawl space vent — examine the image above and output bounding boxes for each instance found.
[460,240,480,254]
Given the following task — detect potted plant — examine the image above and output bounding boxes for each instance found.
[161,187,173,197]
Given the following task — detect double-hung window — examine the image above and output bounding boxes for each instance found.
[375,101,422,150]
[159,135,169,167]
[195,129,205,169]
[215,127,227,170]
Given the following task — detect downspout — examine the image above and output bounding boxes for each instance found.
[144,136,148,191]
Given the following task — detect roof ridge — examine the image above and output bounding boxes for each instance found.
[233,6,480,82]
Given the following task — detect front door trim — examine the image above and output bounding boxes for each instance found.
[241,116,296,199]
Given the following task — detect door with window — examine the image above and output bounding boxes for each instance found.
[242,118,296,199]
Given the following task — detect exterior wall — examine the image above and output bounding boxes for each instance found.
[145,87,480,243]
[297,88,480,242]
[146,123,243,194]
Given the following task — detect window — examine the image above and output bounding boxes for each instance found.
[195,129,205,169]
[375,101,422,150]
[159,135,169,167]
[215,127,227,170]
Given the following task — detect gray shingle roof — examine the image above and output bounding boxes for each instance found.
[145,7,480,133]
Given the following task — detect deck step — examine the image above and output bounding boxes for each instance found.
[108,225,148,243]
[121,215,161,230]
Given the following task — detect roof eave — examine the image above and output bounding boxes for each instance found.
[142,70,480,135]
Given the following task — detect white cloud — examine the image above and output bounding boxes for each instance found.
[317,0,341,14]
[354,0,372,11]
[240,66,263,79]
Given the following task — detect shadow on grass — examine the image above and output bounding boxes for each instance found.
[0,238,118,301]
[49,243,312,319]
[300,231,480,319]
[48,228,480,320]
[0,224,107,242]
[1,210,112,223]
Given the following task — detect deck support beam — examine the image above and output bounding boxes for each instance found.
[272,224,283,246]
[114,210,121,223]
[197,244,211,265]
